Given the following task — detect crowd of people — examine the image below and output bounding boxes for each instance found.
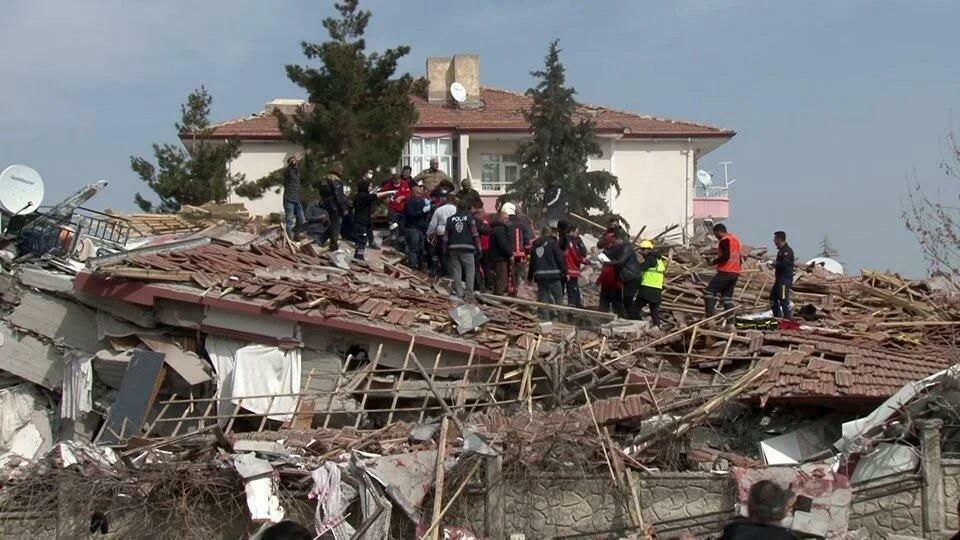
[279,153,798,325]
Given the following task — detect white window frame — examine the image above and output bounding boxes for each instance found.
[402,136,457,178]
[480,153,519,194]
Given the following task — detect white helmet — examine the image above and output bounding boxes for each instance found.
[501,202,517,216]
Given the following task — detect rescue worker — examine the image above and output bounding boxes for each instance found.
[351,178,391,261]
[382,166,413,248]
[403,185,432,269]
[597,222,623,314]
[458,178,482,210]
[427,192,457,277]
[527,226,567,320]
[415,157,451,191]
[771,230,795,318]
[705,223,742,317]
[502,202,533,295]
[318,162,349,251]
[602,231,641,317]
[558,221,587,308]
[634,239,668,326]
[443,200,482,300]
[473,207,493,291]
[489,211,515,295]
[281,153,305,238]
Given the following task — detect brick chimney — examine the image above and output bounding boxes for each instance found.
[426,54,480,106]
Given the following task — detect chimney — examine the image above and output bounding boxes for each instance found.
[425,54,481,106]
[265,98,305,115]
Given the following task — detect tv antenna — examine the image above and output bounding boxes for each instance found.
[718,161,736,188]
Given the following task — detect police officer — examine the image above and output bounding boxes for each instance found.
[634,239,668,327]
[771,230,795,318]
[443,200,482,300]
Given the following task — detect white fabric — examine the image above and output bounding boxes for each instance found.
[204,336,301,422]
[244,476,285,523]
[310,462,355,540]
[0,384,44,446]
[427,203,457,237]
[61,352,93,420]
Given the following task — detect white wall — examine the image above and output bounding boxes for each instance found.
[610,139,694,236]
[228,140,303,216]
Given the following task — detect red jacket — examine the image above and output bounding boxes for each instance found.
[563,236,587,278]
[382,177,412,214]
[476,214,491,251]
[596,231,620,288]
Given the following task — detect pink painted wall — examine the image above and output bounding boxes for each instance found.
[693,198,730,219]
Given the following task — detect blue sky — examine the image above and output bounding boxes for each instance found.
[1,1,957,276]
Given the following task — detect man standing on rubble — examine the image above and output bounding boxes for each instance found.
[415,157,451,191]
[602,230,641,317]
[319,162,349,251]
[443,200,483,300]
[282,153,305,239]
[489,210,515,295]
[771,230,795,319]
[382,166,413,248]
[705,223,742,317]
[634,239,668,326]
[528,226,567,319]
[458,178,482,210]
[403,184,431,269]
[427,192,458,277]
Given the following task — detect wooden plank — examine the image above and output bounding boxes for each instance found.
[97,350,166,444]
[430,417,449,540]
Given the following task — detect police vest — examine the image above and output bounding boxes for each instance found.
[446,214,475,251]
[640,257,668,289]
[717,233,742,274]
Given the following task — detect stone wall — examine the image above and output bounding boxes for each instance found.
[451,472,732,539]
[848,472,924,538]
[944,459,960,532]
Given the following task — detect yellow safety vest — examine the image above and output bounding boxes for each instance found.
[640,257,668,289]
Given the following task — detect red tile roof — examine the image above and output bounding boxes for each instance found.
[198,87,735,140]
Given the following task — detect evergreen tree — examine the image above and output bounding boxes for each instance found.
[507,40,619,217]
[237,0,421,199]
[818,234,840,259]
[131,86,242,212]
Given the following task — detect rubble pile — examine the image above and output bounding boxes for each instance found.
[0,185,957,538]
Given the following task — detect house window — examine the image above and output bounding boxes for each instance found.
[402,137,458,178]
[480,154,519,193]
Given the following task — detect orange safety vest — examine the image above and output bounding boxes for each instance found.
[717,233,742,274]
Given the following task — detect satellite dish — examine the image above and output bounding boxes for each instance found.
[696,170,713,186]
[0,165,44,215]
[806,257,844,275]
[450,82,467,104]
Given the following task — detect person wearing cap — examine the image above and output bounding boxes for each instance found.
[282,153,305,239]
[458,178,482,210]
[633,239,668,326]
[415,157,451,191]
[318,161,349,251]
[502,202,534,294]
[382,166,413,249]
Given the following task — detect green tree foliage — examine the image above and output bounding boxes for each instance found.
[507,40,619,218]
[237,0,422,199]
[131,87,242,212]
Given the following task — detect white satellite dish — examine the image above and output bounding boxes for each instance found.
[0,165,44,215]
[696,170,713,186]
[450,82,467,104]
[806,257,844,275]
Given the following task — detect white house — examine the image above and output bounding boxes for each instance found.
[194,54,735,238]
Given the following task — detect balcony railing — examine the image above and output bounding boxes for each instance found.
[694,185,729,199]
